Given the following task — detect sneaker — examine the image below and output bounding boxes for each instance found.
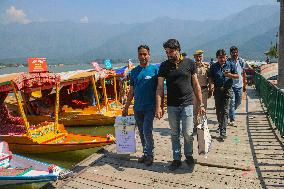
[220,130,227,139]
[216,128,220,134]
[185,156,195,166]
[168,160,182,171]
[144,156,153,166]
[228,121,235,126]
[138,155,147,163]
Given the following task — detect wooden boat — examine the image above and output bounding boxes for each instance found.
[25,68,134,126]
[0,72,115,153]
[0,141,64,186]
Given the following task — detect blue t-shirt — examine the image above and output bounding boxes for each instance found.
[208,61,237,89]
[227,58,246,88]
[130,64,159,111]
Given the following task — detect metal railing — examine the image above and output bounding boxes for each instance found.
[254,72,284,136]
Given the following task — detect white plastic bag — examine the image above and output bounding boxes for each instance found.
[197,115,212,155]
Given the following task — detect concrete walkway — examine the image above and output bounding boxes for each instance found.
[44,87,283,189]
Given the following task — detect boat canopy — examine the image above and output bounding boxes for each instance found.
[0,72,60,93]
[59,69,121,86]
[13,72,60,92]
[0,67,128,93]
[59,69,102,87]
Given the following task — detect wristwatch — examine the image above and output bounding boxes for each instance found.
[199,103,205,108]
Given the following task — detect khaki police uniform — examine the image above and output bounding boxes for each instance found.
[193,50,210,126]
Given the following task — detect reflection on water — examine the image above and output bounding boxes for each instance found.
[2,125,115,189]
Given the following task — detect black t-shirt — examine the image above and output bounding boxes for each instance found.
[158,58,197,107]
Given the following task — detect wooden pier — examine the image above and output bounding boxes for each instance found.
[43,87,284,189]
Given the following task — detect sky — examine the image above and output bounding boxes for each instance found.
[0,0,279,24]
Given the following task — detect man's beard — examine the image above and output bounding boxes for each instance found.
[232,55,238,60]
[168,56,178,63]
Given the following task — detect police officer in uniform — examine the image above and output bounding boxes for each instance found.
[193,50,210,128]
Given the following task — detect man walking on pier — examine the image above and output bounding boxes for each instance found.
[122,45,158,166]
[227,46,250,126]
[208,49,239,139]
[155,39,205,171]
[193,50,210,129]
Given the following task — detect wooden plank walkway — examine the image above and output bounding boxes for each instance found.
[43,87,283,189]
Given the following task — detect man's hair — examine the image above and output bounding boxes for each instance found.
[163,39,181,51]
[138,45,150,52]
[230,46,238,53]
[216,49,226,58]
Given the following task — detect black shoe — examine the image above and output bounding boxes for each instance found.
[138,155,147,163]
[220,131,227,139]
[185,156,195,166]
[144,156,153,166]
[216,128,220,134]
[168,160,182,171]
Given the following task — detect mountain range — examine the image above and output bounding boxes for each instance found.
[0,5,280,64]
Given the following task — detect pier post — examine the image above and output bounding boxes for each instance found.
[113,75,118,106]
[11,82,30,137]
[91,76,101,111]
[278,0,284,88]
[54,83,60,133]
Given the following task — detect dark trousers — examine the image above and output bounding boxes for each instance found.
[214,88,233,134]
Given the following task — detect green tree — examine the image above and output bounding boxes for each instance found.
[264,43,278,58]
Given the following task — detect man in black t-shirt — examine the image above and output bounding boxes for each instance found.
[156,39,205,171]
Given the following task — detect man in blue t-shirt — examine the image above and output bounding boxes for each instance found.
[122,45,158,166]
[208,49,239,139]
[227,46,251,126]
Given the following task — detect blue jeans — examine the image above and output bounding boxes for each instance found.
[134,109,155,157]
[167,105,194,161]
[229,87,242,122]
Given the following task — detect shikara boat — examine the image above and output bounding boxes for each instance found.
[0,141,64,186]
[25,68,134,126]
[0,72,114,153]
